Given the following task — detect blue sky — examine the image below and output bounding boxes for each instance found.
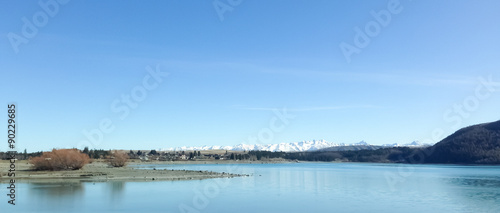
[1,0,500,152]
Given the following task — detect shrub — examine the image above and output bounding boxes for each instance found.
[29,149,90,171]
[108,151,129,167]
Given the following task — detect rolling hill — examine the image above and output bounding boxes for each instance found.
[422,120,500,164]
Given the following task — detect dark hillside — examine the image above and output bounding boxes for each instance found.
[422,120,500,164]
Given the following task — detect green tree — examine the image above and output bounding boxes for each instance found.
[83,147,89,156]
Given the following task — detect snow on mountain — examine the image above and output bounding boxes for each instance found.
[354,141,369,146]
[162,140,429,152]
[381,141,430,147]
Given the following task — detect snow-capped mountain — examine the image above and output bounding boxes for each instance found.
[381,141,430,147]
[162,140,430,152]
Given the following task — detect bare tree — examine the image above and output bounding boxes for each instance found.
[29,149,90,171]
[108,151,129,167]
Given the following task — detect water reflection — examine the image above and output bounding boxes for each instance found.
[107,181,126,202]
[448,176,500,188]
[27,181,85,208]
[25,180,127,204]
[2,164,499,213]
[29,182,85,198]
[272,167,339,195]
[443,174,500,211]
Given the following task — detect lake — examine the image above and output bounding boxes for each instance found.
[2,163,500,213]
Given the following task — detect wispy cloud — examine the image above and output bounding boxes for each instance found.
[147,59,483,87]
[234,105,382,112]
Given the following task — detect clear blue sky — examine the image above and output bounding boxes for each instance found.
[1,0,499,152]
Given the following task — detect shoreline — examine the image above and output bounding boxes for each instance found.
[1,160,496,184]
[0,160,253,183]
[127,158,292,165]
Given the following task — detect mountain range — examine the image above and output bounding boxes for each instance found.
[162,140,429,152]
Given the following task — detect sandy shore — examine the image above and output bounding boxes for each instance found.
[0,160,252,183]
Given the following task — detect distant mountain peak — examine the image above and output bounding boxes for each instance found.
[355,141,368,146]
[162,139,428,152]
[408,141,422,146]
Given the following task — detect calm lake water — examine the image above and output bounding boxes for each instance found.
[2,163,500,213]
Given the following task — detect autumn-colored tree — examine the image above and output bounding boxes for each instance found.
[29,149,90,171]
[108,151,129,167]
